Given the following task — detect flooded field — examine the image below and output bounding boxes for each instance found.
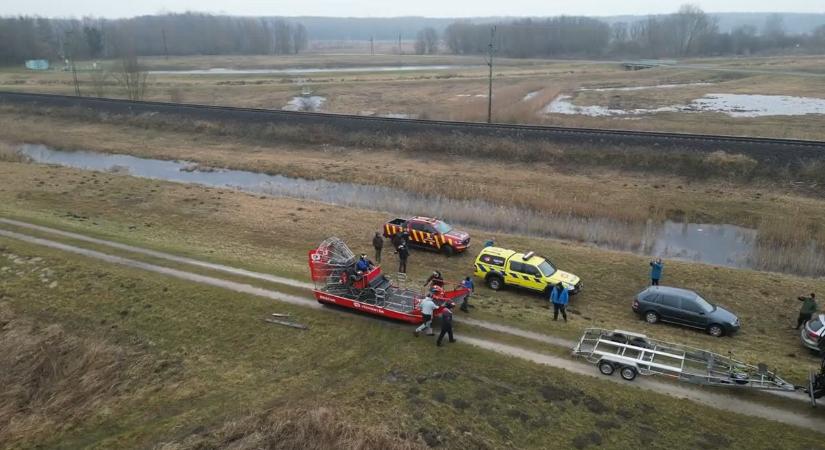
[149,65,474,75]
[544,91,825,118]
[17,144,825,275]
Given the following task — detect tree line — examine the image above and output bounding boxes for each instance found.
[442,5,825,58]
[0,13,309,66]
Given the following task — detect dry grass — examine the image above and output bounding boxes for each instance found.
[158,407,426,450]
[0,141,27,162]
[0,301,147,446]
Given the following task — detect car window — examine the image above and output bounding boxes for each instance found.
[693,294,715,313]
[509,261,524,272]
[659,295,681,308]
[681,298,704,313]
[410,222,433,233]
[520,264,540,276]
[810,318,824,332]
[433,221,452,234]
[537,260,556,276]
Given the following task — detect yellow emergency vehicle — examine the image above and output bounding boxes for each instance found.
[474,246,582,295]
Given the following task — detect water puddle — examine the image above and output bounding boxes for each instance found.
[149,65,474,75]
[544,92,825,118]
[283,96,326,112]
[523,91,541,101]
[16,144,824,275]
[578,82,713,92]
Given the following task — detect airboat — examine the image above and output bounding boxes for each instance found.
[308,237,469,324]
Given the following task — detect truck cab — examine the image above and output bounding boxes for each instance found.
[474,246,581,295]
[384,216,470,256]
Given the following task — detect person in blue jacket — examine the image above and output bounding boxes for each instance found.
[460,276,474,312]
[650,258,664,285]
[356,254,374,272]
[550,283,568,322]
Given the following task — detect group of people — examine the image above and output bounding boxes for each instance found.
[373,231,410,274]
[413,291,455,347]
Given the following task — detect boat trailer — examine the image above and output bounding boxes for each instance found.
[572,328,825,405]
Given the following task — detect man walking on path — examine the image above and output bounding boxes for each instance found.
[796,293,818,329]
[460,276,474,312]
[415,294,438,337]
[437,302,456,346]
[650,258,664,286]
[550,283,568,322]
[372,232,383,263]
[396,244,409,274]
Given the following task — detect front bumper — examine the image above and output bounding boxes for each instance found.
[569,281,582,295]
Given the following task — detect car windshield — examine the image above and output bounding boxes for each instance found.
[810,318,824,332]
[694,294,715,313]
[434,221,452,234]
[537,259,556,277]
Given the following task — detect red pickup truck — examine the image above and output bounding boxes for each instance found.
[383,216,470,256]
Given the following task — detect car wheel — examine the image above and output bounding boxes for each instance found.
[486,275,503,291]
[598,361,615,376]
[620,366,638,381]
[644,311,659,324]
[707,324,724,337]
[442,245,454,257]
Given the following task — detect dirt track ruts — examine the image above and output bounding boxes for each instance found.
[1,223,824,432]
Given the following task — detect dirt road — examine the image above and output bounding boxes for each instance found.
[2,223,824,432]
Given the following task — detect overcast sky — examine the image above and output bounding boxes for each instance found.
[1,0,822,19]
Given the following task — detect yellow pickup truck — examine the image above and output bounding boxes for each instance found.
[474,246,581,295]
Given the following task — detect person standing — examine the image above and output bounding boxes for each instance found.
[460,276,474,312]
[372,232,384,263]
[550,283,568,322]
[796,293,818,330]
[396,243,409,274]
[650,258,664,286]
[437,302,456,346]
[415,294,438,337]
[484,238,495,248]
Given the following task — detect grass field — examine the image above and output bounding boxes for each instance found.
[1,53,824,139]
[4,234,825,449]
[1,159,823,387]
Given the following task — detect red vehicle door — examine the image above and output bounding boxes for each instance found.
[409,220,440,250]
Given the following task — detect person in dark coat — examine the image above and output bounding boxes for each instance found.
[437,302,456,346]
[396,244,410,274]
[391,232,404,251]
[649,258,664,286]
[796,293,818,330]
[372,232,384,263]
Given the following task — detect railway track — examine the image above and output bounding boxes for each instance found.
[2,91,824,157]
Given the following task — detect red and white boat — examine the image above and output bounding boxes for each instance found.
[309,237,469,324]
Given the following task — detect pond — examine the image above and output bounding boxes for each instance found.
[17,144,824,275]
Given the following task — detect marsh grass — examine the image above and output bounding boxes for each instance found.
[0,141,28,162]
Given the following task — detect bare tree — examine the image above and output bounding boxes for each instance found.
[415,27,438,54]
[112,53,148,100]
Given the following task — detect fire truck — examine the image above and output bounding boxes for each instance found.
[308,237,469,324]
[383,216,470,256]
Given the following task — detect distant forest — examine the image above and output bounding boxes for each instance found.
[1,8,825,65]
[443,7,825,58]
[0,13,308,65]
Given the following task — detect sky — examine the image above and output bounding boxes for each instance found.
[0,0,822,19]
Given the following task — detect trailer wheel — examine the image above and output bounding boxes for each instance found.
[598,361,615,376]
[486,275,503,291]
[442,245,454,257]
[620,366,638,381]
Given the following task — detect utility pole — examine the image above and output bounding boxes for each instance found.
[370,36,375,56]
[486,26,496,123]
[398,33,402,55]
[161,28,169,60]
[66,30,81,96]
